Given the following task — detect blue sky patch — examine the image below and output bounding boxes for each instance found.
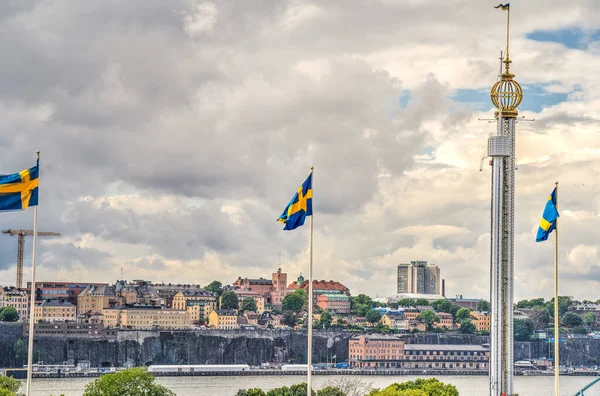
[398,90,411,109]
[526,28,600,50]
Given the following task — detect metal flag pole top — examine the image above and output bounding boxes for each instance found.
[554,181,559,396]
[307,166,314,395]
[25,150,40,396]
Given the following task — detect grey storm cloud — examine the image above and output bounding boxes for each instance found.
[0,0,598,299]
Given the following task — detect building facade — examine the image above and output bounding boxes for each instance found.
[287,277,350,304]
[102,307,190,329]
[29,322,117,338]
[27,282,108,306]
[470,311,491,332]
[397,261,441,295]
[229,290,265,313]
[77,285,123,315]
[172,290,217,323]
[208,309,238,330]
[34,300,76,323]
[271,268,288,307]
[148,283,208,308]
[316,294,351,314]
[349,335,489,370]
[0,287,29,321]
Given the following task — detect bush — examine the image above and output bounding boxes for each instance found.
[237,384,346,396]
[317,387,346,396]
[82,368,175,396]
[367,378,458,396]
[0,375,23,396]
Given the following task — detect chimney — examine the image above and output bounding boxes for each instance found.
[442,279,446,297]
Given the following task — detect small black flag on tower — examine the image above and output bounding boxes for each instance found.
[494,3,510,10]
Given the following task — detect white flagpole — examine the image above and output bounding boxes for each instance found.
[25,150,40,396]
[307,166,314,395]
[554,181,559,396]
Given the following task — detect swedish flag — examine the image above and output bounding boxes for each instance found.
[277,172,312,231]
[0,160,39,211]
[494,3,510,10]
[535,188,559,242]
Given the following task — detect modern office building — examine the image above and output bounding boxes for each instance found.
[396,261,441,295]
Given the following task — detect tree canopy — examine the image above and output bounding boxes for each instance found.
[562,312,583,328]
[366,309,382,324]
[416,310,440,331]
[0,307,19,322]
[431,299,452,313]
[282,310,297,327]
[282,293,305,313]
[240,297,257,314]
[514,318,535,341]
[204,281,223,297]
[319,311,333,329]
[367,378,458,396]
[477,300,490,312]
[221,291,240,310]
[83,368,175,396]
[458,319,476,334]
[455,308,471,321]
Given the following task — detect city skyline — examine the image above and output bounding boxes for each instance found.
[0,1,599,300]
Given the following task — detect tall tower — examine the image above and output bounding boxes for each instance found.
[488,5,522,396]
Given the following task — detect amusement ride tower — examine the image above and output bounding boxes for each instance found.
[488,5,522,396]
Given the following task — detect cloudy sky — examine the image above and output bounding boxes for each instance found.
[0,0,599,300]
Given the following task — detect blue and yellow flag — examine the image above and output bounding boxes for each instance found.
[277,172,312,231]
[535,187,559,242]
[0,161,39,211]
[494,3,510,10]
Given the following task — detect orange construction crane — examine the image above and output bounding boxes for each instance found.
[2,229,61,288]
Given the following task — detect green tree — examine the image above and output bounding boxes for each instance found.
[414,299,430,306]
[220,291,239,310]
[265,383,316,396]
[282,310,298,327]
[317,387,345,396]
[319,311,333,329]
[0,307,19,322]
[477,300,490,312]
[562,312,583,328]
[367,378,458,396]
[528,298,546,308]
[352,294,374,308]
[365,309,382,324]
[240,297,257,314]
[514,318,535,341]
[516,300,530,309]
[397,298,416,307]
[546,296,573,318]
[459,319,476,334]
[583,312,596,328]
[449,304,462,320]
[204,281,223,297]
[236,389,266,396]
[353,304,370,317]
[573,325,588,335]
[14,339,26,366]
[83,368,175,396]
[455,308,471,321]
[0,375,23,396]
[529,306,550,330]
[416,310,440,331]
[431,299,452,313]
[282,293,305,313]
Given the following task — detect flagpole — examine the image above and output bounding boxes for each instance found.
[307,166,314,395]
[25,150,40,396]
[554,181,559,396]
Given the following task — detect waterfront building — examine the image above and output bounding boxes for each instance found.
[380,312,408,331]
[287,277,350,304]
[148,282,207,308]
[316,294,351,314]
[77,285,123,315]
[0,286,29,321]
[271,268,288,307]
[208,309,239,330]
[349,334,489,369]
[470,311,491,332]
[173,290,217,323]
[102,306,190,329]
[27,281,108,306]
[227,290,265,313]
[436,312,454,329]
[396,261,441,295]
[34,299,76,323]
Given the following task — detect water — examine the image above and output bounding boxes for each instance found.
[25,375,600,396]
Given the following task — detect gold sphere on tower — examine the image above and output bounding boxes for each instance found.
[490,66,522,118]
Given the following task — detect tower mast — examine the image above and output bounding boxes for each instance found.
[488,4,522,396]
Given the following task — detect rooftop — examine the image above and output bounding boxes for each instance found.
[38,300,75,307]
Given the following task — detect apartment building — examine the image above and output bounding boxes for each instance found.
[34,300,76,323]
[0,287,29,321]
[103,307,190,330]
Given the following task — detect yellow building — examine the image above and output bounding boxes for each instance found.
[380,313,408,331]
[77,285,123,315]
[208,309,238,330]
[102,307,190,330]
[173,290,216,322]
[470,311,491,332]
[0,287,29,321]
[34,300,76,323]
